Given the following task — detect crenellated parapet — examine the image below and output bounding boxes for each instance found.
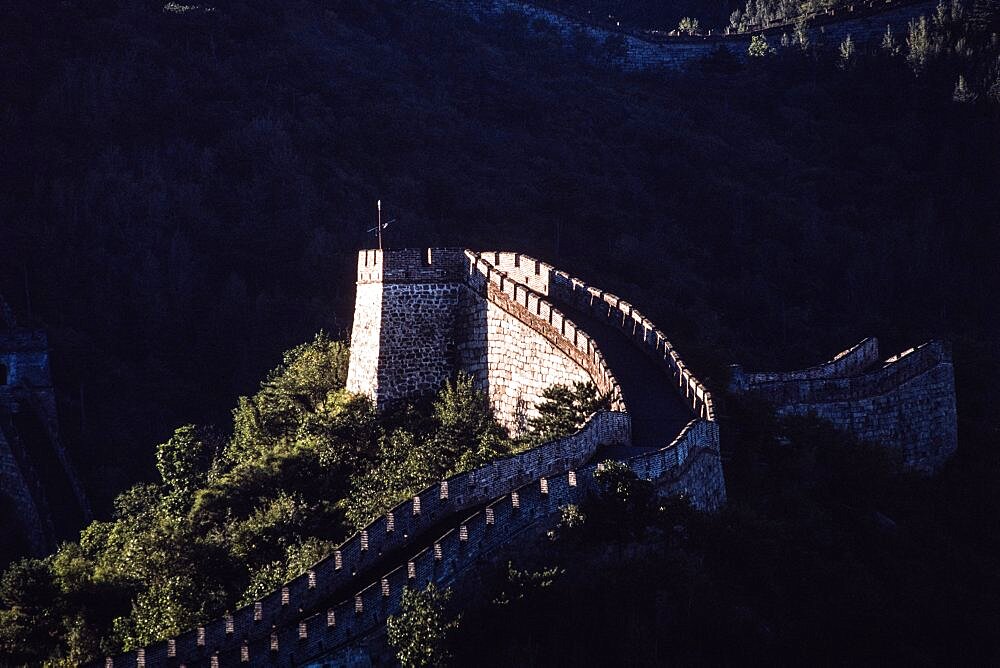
[104,248,725,667]
[730,337,881,389]
[730,339,957,474]
[463,251,626,428]
[478,251,716,422]
[98,412,632,668]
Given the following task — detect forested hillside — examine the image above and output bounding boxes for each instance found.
[1,0,999,661]
[2,0,998,519]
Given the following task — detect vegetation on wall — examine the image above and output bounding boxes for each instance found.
[449,411,1000,665]
[0,330,591,664]
[1,0,997,521]
[0,0,998,662]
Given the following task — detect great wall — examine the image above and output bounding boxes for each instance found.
[96,247,955,667]
[730,337,957,474]
[0,313,90,557]
[432,0,944,69]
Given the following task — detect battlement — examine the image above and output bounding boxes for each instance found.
[731,339,957,474]
[730,337,881,389]
[103,408,724,667]
[356,248,467,284]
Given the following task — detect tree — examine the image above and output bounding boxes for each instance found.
[386,583,458,668]
[794,17,811,50]
[838,34,856,69]
[588,460,654,536]
[989,77,1000,105]
[526,382,610,445]
[748,34,771,57]
[906,16,932,72]
[226,333,354,467]
[0,558,62,664]
[155,425,219,500]
[881,24,899,55]
[677,17,700,36]
[952,75,978,103]
[431,372,508,470]
[344,374,512,529]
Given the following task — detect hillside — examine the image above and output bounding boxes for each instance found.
[1,0,999,662]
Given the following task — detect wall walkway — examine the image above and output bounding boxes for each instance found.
[102,249,724,667]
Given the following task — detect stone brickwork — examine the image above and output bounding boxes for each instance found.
[730,337,881,387]
[458,287,595,433]
[1,329,90,555]
[346,249,467,410]
[100,412,632,668]
[110,249,725,667]
[461,252,625,434]
[629,419,726,510]
[103,410,729,668]
[730,339,958,474]
[481,251,716,423]
[347,249,626,433]
[0,417,51,554]
[433,0,938,69]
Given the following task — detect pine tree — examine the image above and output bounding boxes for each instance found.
[952,74,978,102]
[882,25,899,55]
[839,34,856,69]
[748,34,771,57]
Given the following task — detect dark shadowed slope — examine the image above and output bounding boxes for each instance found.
[552,299,692,449]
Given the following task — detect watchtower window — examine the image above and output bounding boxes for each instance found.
[0,363,7,385]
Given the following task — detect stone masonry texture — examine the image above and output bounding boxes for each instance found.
[730,339,958,474]
[107,249,726,667]
[104,244,957,667]
[1,330,91,555]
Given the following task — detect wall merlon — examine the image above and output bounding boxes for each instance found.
[111,248,729,666]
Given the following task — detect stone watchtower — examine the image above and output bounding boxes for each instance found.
[346,248,469,409]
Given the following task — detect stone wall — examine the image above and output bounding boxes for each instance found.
[0,412,52,554]
[102,411,731,667]
[461,251,625,433]
[731,340,958,474]
[730,337,881,388]
[269,422,721,667]
[479,251,717,422]
[99,411,632,668]
[0,330,91,555]
[346,249,468,410]
[0,331,53,389]
[347,249,626,434]
[110,246,730,667]
[435,0,939,69]
[628,419,726,510]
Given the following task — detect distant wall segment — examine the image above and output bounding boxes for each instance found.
[730,339,958,474]
[346,248,626,434]
[104,248,725,667]
[434,0,939,69]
